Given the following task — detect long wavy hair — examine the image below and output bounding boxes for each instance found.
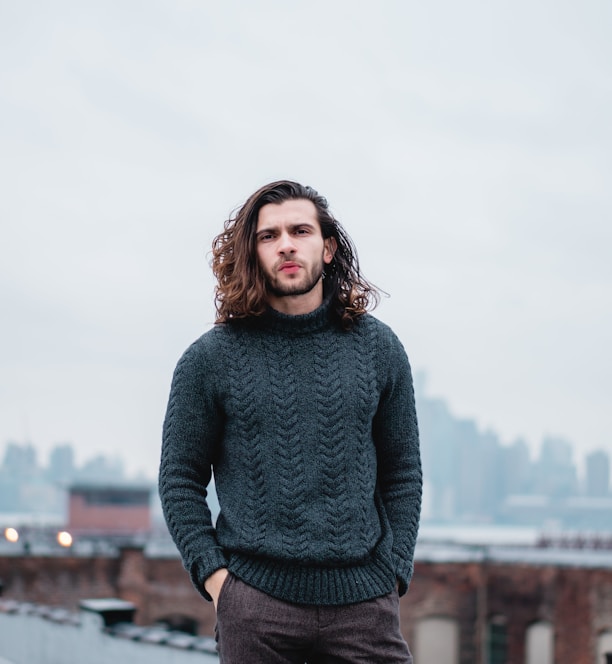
[211,180,379,329]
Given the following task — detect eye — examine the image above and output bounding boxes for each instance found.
[295,227,310,235]
[258,233,274,242]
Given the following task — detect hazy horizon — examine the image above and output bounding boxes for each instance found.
[0,373,601,482]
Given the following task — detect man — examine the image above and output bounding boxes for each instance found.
[159,180,422,663]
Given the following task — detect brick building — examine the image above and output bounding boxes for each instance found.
[67,484,152,538]
[1,542,612,663]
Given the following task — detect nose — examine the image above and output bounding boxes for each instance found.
[278,231,296,255]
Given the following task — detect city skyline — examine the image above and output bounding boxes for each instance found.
[0,371,608,481]
[2,379,608,493]
[2,381,610,535]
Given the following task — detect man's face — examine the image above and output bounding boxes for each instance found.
[256,199,336,314]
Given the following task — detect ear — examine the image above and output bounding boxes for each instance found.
[323,237,337,264]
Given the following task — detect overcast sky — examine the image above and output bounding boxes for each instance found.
[1,1,610,479]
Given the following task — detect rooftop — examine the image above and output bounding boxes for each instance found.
[0,599,218,664]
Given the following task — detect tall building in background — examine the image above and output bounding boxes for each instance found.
[47,444,76,484]
[585,449,610,497]
[416,377,506,523]
[480,429,506,518]
[501,438,532,495]
[533,436,578,498]
[0,441,41,513]
[1,442,38,479]
[454,418,485,519]
[415,388,458,521]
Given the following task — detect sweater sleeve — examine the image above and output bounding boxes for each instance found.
[373,329,422,596]
[158,338,228,601]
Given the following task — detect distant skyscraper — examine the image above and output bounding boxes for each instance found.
[585,450,610,497]
[534,436,578,498]
[47,443,76,484]
[454,418,484,518]
[503,438,532,495]
[1,442,38,478]
[415,394,458,521]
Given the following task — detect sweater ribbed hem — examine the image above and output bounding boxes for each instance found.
[392,550,414,597]
[227,546,397,606]
[189,547,229,601]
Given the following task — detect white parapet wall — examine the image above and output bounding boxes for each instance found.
[0,600,218,664]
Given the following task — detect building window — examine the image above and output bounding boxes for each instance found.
[414,617,459,664]
[487,615,507,664]
[78,488,150,506]
[525,621,553,664]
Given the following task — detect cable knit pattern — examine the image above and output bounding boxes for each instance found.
[159,300,422,606]
[265,333,311,558]
[353,318,381,550]
[313,338,352,560]
[223,327,268,554]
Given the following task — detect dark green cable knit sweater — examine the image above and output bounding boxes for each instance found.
[159,300,422,606]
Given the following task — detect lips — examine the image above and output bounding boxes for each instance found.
[279,262,300,273]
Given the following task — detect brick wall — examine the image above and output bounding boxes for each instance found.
[68,496,151,533]
[404,561,612,664]
[1,552,611,663]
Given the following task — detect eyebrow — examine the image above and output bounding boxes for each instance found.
[255,222,317,238]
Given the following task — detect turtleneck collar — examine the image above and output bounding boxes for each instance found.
[255,297,335,335]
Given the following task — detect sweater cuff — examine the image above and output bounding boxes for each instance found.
[189,548,229,601]
[392,551,414,597]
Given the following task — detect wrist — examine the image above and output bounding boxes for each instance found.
[205,567,229,606]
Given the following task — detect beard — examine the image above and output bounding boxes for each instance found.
[264,258,325,298]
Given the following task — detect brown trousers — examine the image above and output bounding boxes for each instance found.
[215,574,413,664]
